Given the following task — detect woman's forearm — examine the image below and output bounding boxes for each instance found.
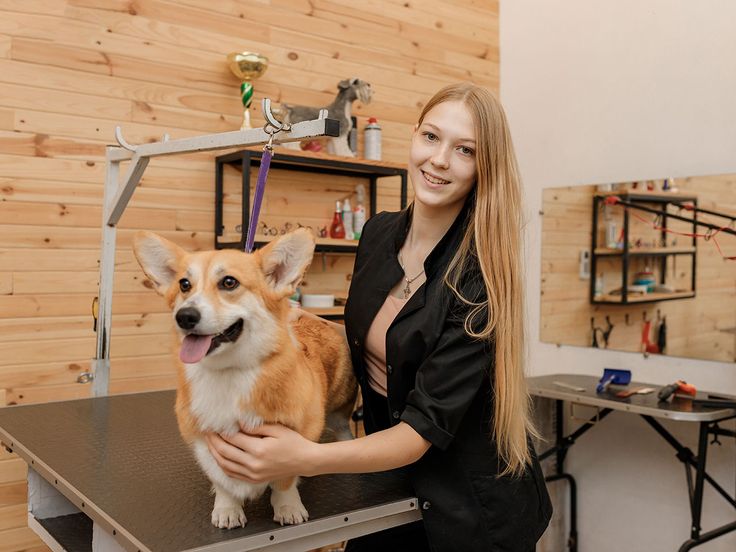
[305,422,431,476]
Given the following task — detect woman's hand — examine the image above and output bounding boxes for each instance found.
[205,424,319,484]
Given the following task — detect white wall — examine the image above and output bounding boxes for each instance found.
[500,1,736,550]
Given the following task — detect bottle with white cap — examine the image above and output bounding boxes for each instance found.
[353,184,367,239]
[363,117,382,160]
[342,198,354,240]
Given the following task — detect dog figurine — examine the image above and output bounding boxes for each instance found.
[280,77,372,157]
[133,229,357,529]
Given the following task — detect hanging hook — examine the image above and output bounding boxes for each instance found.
[114,126,137,152]
[261,98,291,134]
[602,316,614,348]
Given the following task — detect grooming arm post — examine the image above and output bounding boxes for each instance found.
[92,100,339,396]
[92,147,121,397]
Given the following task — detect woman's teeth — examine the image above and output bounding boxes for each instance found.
[423,171,450,185]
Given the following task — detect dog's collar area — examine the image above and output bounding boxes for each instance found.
[206,318,244,355]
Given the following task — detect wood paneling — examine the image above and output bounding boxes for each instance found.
[540,178,736,362]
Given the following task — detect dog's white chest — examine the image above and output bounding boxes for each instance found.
[186,366,262,434]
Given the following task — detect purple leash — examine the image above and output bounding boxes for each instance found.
[244,144,273,253]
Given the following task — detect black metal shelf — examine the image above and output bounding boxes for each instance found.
[214,149,408,251]
[216,239,359,254]
[592,291,696,305]
[590,192,698,305]
[594,247,696,257]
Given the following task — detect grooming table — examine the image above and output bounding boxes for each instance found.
[529,374,736,552]
[0,390,420,552]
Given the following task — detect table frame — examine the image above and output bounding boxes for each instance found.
[530,374,736,552]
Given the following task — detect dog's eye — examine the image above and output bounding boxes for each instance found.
[179,278,192,292]
[219,276,239,290]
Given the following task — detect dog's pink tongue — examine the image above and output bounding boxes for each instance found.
[180,334,213,364]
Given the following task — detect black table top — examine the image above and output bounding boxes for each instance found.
[528,374,736,422]
[0,390,417,552]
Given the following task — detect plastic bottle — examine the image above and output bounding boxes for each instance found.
[353,184,367,239]
[329,200,345,239]
[605,220,618,249]
[594,273,604,297]
[364,117,382,160]
[341,198,354,240]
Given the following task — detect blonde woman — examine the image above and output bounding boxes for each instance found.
[206,83,553,551]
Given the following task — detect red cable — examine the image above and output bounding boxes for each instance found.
[605,196,736,261]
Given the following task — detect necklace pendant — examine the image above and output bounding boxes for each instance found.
[403,280,411,299]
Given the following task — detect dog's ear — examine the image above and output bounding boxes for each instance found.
[132,231,185,295]
[338,77,359,90]
[259,228,316,295]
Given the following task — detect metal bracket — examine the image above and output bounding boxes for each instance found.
[93,98,339,397]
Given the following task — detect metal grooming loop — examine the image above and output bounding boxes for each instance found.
[90,100,338,396]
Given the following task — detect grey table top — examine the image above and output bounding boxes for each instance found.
[528,374,736,422]
[0,390,417,552]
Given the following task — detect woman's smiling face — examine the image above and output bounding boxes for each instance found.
[409,100,478,212]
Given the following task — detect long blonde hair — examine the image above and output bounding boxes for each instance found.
[418,83,535,476]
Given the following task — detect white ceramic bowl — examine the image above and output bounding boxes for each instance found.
[301,294,335,308]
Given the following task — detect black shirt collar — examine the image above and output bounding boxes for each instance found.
[391,192,475,279]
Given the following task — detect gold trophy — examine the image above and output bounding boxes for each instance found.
[227,52,269,130]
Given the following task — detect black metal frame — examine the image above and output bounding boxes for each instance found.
[214,150,409,252]
[539,400,736,552]
[590,193,699,305]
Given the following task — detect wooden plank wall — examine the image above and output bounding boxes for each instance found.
[0,0,499,548]
[540,175,736,362]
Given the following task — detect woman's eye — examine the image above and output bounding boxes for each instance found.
[219,276,239,290]
[179,278,192,292]
[423,131,438,141]
[459,146,475,156]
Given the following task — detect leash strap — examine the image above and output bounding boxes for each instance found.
[245,144,273,253]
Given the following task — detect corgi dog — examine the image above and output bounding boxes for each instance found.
[133,229,357,529]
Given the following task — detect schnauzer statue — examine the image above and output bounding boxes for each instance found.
[279,78,372,157]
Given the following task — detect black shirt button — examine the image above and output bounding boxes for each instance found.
[353,338,359,347]
[387,364,393,375]
[422,501,431,510]
[392,410,400,419]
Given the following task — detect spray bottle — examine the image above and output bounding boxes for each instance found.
[342,198,354,240]
[353,184,367,239]
[364,117,382,160]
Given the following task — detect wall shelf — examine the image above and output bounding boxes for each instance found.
[593,290,696,305]
[245,234,361,254]
[214,148,409,320]
[590,191,698,305]
[214,147,408,253]
[593,246,696,256]
[303,306,345,320]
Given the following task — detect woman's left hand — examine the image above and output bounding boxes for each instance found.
[205,423,319,484]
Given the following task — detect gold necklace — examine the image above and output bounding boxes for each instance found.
[398,252,425,299]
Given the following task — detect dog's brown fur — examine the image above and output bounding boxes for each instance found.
[133,229,357,527]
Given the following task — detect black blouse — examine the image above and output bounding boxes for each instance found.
[344,198,553,551]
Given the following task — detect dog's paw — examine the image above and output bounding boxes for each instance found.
[273,503,309,526]
[211,506,246,529]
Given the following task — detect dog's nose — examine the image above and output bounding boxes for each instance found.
[176,307,201,330]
